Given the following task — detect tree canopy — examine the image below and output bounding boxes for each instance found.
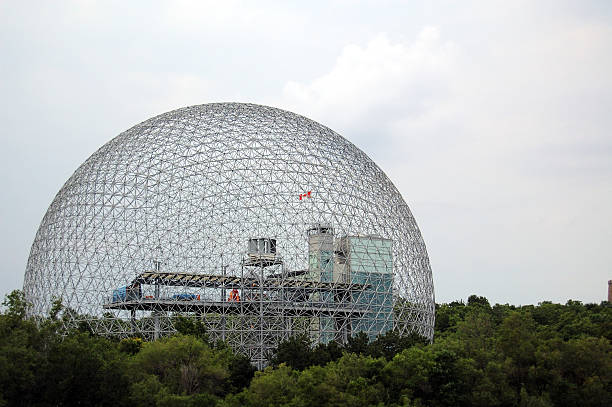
[1,290,609,406]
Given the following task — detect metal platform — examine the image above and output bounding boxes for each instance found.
[131,271,371,291]
[243,253,283,267]
[103,298,366,317]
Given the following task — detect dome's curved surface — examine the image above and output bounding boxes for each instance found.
[24,103,434,364]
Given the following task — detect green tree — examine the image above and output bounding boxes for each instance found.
[230,364,298,407]
[467,295,491,309]
[455,310,495,368]
[0,291,44,406]
[119,337,144,355]
[39,332,130,407]
[173,315,210,343]
[435,301,467,335]
[497,311,538,389]
[368,330,428,360]
[311,340,343,367]
[344,331,369,355]
[381,345,435,404]
[129,334,230,398]
[269,334,313,370]
[226,353,257,393]
[1,290,29,321]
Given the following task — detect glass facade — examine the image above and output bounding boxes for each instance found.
[337,236,393,341]
[307,225,335,342]
[309,228,394,343]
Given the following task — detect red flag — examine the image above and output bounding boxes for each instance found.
[299,191,312,200]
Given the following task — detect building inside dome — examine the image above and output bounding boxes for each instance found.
[23,103,435,368]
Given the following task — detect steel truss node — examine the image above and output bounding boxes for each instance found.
[23,103,435,368]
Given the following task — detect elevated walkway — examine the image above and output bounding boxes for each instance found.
[103,270,370,317]
[103,297,366,317]
[131,270,370,291]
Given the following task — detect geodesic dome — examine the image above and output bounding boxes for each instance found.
[24,103,434,366]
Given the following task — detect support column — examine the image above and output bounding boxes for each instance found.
[259,263,264,370]
[130,308,136,335]
[154,283,160,340]
[221,263,227,342]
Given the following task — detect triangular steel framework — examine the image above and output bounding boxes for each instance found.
[23,103,435,368]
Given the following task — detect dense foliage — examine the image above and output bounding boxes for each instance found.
[1,291,609,406]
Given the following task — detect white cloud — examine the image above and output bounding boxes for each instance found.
[282,27,458,134]
[161,0,304,34]
[280,16,612,304]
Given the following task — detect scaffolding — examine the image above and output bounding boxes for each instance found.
[104,259,370,368]
[23,103,436,367]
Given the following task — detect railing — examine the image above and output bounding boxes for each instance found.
[102,293,367,313]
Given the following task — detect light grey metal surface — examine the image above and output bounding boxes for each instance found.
[23,103,434,367]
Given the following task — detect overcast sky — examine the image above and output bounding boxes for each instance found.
[1,1,611,305]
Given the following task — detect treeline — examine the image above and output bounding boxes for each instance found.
[0,291,610,406]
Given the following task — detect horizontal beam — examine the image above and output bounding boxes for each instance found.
[103,298,367,317]
[132,271,371,291]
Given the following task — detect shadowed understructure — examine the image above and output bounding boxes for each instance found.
[24,103,434,368]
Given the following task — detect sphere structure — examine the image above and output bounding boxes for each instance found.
[24,103,434,367]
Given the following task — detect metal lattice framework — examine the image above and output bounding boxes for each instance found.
[23,103,434,367]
